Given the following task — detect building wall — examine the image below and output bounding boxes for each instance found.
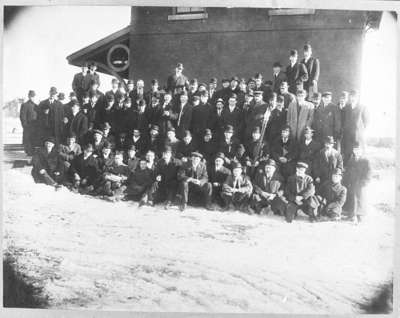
[129,7,366,99]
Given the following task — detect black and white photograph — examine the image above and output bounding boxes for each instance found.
[2,3,398,315]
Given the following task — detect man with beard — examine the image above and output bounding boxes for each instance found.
[31,137,64,187]
[148,146,181,209]
[177,152,213,211]
[285,161,319,222]
[20,90,38,155]
[251,159,286,215]
[208,152,231,208]
[286,49,308,94]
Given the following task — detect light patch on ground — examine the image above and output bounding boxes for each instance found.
[3,158,394,313]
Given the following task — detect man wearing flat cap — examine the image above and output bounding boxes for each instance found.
[301,44,320,98]
[312,136,343,190]
[251,159,287,215]
[284,161,319,222]
[221,162,253,212]
[20,90,39,155]
[317,168,347,221]
[167,63,189,93]
[312,91,341,145]
[218,125,240,167]
[286,49,308,94]
[177,151,213,211]
[31,137,64,187]
[272,62,287,94]
[207,152,231,208]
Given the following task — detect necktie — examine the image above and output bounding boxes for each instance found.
[178,105,184,126]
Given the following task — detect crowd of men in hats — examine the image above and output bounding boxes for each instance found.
[20,44,371,223]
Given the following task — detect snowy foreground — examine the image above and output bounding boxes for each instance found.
[3,155,394,313]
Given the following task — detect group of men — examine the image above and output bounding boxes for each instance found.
[20,44,371,223]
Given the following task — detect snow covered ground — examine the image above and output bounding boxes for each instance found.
[2,145,394,313]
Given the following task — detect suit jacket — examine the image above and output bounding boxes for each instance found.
[312,148,343,182]
[191,103,212,136]
[272,71,287,94]
[71,153,100,185]
[166,73,189,92]
[287,100,314,141]
[218,138,240,160]
[72,72,86,96]
[342,104,369,149]
[198,139,218,165]
[222,174,253,195]
[176,140,197,160]
[171,102,193,139]
[48,100,66,144]
[155,158,181,185]
[285,174,315,201]
[221,106,244,137]
[177,160,209,186]
[297,139,321,169]
[319,180,347,208]
[270,137,298,162]
[253,170,283,195]
[300,57,320,87]
[286,62,308,93]
[32,147,63,174]
[67,112,88,143]
[266,108,287,144]
[128,136,147,156]
[208,165,231,185]
[312,103,341,141]
[20,100,38,127]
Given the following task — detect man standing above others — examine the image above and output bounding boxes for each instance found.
[317,168,347,221]
[301,44,320,97]
[221,162,253,212]
[20,90,38,155]
[312,91,341,145]
[342,90,369,165]
[208,152,231,208]
[31,137,64,188]
[286,49,308,94]
[177,152,213,212]
[285,162,319,223]
[342,144,371,223]
[251,159,286,215]
[148,146,181,209]
[313,136,343,189]
[279,81,296,110]
[66,101,88,145]
[167,63,189,93]
[72,62,88,102]
[287,89,314,141]
[272,62,287,94]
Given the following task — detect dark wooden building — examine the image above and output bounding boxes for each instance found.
[67,7,382,96]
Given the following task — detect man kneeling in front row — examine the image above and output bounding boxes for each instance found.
[285,161,319,222]
[250,159,287,215]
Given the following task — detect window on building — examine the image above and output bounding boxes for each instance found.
[268,8,316,16]
[168,7,208,21]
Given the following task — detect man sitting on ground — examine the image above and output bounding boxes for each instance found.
[208,152,231,209]
[125,157,154,206]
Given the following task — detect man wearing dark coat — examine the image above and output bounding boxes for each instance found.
[221,93,243,140]
[20,90,38,155]
[341,90,369,165]
[208,152,231,208]
[72,63,88,102]
[270,125,298,181]
[170,91,193,139]
[279,81,296,110]
[218,125,240,167]
[177,152,213,211]
[342,145,371,223]
[214,79,231,105]
[66,101,88,145]
[148,146,181,209]
[130,80,146,109]
[312,91,341,145]
[250,159,287,215]
[146,125,163,158]
[95,94,115,129]
[126,157,154,204]
[266,95,287,145]
[48,87,68,145]
[208,78,218,106]
[297,126,321,175]
[286,49,308,94]
[198,129,218,167]
[128,129,147,157]
[158,91,174,137]
[317,168,347,221]
[312,136,344,189]
[285,162,319,223]
[176,130,197,162]
[272,62,287,94]
[208,98,226,142]
[31,137,64,187]
[166,63,189,93]
[135,99,150,135]
[37,87,59,144]
[221,162,253,212]
[191,91,212,143]
[300,44,320,96]
[243,91,268,143]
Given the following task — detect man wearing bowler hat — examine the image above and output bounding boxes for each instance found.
[317,168,347,221]
[20,90,38,155]
[221,162,253,212]
[251,159,287,215]
[72,62,89,103]
[312,135,343,189]
[285,161,319,222]
[177,151,213,211]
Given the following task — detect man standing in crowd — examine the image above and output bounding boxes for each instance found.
[287,89,314,141]
[222,93,243,140]
[279,81,296,110]
[312,91,341,145]
[191,91,212,143]
[342,90,369,165]
[171,91,193,139]
[272,62,287,94]
[342,144,371,223]
[20,90,38,155]
[208,78,218,105]
[286,49,308,94]
[167,63,189,93]
[72,62,88,102]
[177,152,213,212]
[66,101,88,145]
[297,126,320,175]
[301,44,320,97]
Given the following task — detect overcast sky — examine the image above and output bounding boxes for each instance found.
[4,6,130,102]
